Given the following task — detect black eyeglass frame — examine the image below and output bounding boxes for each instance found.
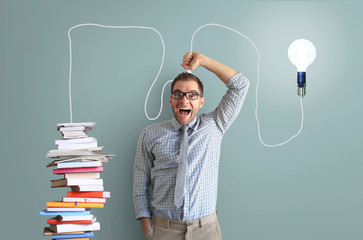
[170,91,203,100]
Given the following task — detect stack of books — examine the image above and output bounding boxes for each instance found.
[40,122,114,239]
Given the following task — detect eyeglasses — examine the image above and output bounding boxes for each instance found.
[171,91,202,100]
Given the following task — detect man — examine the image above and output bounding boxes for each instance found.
[133,52,249,239]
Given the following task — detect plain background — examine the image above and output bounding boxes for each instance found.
[1,0,362,239]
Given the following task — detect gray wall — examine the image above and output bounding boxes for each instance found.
[1,0,362,239]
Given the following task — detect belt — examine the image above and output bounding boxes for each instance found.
[154,210,218,231]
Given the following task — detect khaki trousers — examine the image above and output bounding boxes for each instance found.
[145,211,222,240]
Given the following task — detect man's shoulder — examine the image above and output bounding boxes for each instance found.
[142,119,173,134]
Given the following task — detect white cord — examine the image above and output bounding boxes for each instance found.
[67,23,169,122]
[189,23,304,147]
[67,23,304,147]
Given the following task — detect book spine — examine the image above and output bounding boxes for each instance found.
[53,167,103,174]
[47,201,104,208]
[63,197,107,203]
[67,191,111,198]
[47,219,93,224]
[57,161,102,169]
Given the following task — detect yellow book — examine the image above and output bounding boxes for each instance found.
[46,201,104,208]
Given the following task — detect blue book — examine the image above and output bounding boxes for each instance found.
[40,210,91,216]
[52,232,94,239]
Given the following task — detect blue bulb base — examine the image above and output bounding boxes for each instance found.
[297,72,306,96]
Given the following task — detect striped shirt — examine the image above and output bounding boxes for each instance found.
[133,73,249,221]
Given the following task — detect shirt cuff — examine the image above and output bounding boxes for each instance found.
[135,210,152,220]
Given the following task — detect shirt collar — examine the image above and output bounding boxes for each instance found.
[171,116,198,131]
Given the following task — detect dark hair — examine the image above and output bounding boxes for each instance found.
[171,72,204,96]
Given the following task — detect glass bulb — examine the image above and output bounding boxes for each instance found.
[288,39,316,96]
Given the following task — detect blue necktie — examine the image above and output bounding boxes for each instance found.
[174,125,189,208]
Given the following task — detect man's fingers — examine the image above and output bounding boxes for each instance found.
[182,52,195,70]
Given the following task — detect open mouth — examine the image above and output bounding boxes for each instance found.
[179,108,191,116]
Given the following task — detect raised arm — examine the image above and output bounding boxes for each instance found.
[182,52,250,133]
[181,52,237,83]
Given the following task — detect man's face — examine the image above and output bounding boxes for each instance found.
[170,80,205,125]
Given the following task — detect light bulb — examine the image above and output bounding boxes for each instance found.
[288,39,316,96]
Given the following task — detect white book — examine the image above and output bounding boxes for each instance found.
[58,214,94,221]
[64,172,100,179]
[57,161,102,169]
[62,132,87,138]
[51,178,103,187]
[50,222,100,233]
[57,122,95,130]
[53,155,112,162]
[46,147,104,158]
[46,207,86,212]
[63,197,107,203]
[71,185,104,191]
[48,147,103,154]
[56,137,96,145]
[60,126,86,132]
[51,216,96,223]
[58,142,98,150]
[63,135,87,139]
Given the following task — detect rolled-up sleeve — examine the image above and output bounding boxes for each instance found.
[211,72,250,133]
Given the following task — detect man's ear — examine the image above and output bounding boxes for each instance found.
[169,96,172,107]
[200,97,205,108]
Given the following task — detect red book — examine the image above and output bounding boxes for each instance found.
[53,167,103,174]
[47,219,93,225]
[67,191,111,198]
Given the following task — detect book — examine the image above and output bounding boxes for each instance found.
[47,219,93,225]
[63,197,107,203]
[56,137,97,145]
[43,227,86,236]
[53,167,103,174]
[46,207,86,212]
[54,154,114,162]
[40,210,90,216]
[49,222,100,233]
[59,126,86,132]
[47,156,110,168]
[48,147,102,153]
[56,137,98,150]
[47,159,104,168]
[51,178,103,188]
[47,201,104,208]
[62,131,88,139]
[46,147,103,158]
[71,185,104,192]
[57,214,94,221]
[57,122,95,132]
[47,217,96,225]
[58,142,97,150]
[57,161,102,169]
[67,191,111,198]
[64,172,100,179]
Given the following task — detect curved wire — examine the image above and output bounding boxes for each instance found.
[67,23,167,122]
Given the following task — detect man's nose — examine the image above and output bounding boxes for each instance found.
[179,94,189,102]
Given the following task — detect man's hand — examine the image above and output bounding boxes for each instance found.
[181,52,237,84]
[181,52,205,71]
[140,217,152,236]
